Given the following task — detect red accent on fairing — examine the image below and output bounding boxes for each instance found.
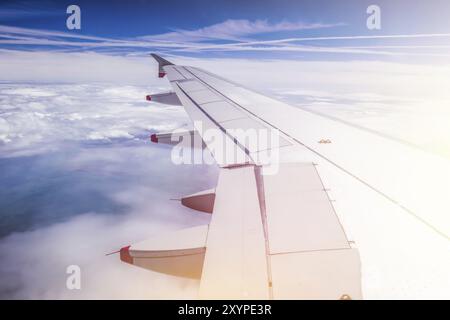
[158,72,166,78]
[150,134,158,143]
[146,95,152,101]
[120,245,133,264]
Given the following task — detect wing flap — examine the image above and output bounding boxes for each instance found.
[264,163,350,254]
[198,163,361,299]
[199,166,270,299]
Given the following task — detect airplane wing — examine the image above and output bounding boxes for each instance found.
[117,54,450,299]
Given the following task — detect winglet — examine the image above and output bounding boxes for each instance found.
[151,53,173,78]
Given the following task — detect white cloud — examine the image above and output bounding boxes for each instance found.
[0,211,201,299]
[0,81,217,297]
[0,82,191,157]
[0,152,216,298]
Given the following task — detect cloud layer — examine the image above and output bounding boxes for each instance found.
[0,81,217,298]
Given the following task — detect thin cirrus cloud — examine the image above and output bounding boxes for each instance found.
[1,19,450,58]
[140,19,344,42]
[0,19,341,47]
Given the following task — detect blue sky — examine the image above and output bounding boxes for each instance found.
[1,0,450,60]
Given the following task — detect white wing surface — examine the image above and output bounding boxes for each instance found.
[117,54,450,299]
